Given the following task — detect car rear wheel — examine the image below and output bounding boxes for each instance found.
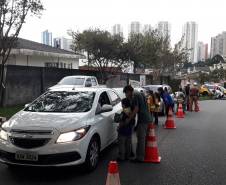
[84,137,100,171]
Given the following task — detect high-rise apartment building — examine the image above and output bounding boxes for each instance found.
[182,22,198,63]
[41,30,52,46]
[53,37,73,51]
[112,24,123,37]
[210,32,226,58]
[129,21,141,36]
[197,42,208,62]
[143,24,152,34]
[157,21,171,39]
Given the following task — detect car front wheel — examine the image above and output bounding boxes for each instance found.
[84,137,100,171]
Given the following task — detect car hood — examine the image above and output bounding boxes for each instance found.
[3,111,90,132]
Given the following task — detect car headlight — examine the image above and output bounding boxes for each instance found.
[56,126,90,143]
[0,129,8,141]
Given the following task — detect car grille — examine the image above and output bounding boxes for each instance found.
[11,129,53,135]
[9,137,50,149]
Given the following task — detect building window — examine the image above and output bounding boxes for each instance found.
[45,62,59,68]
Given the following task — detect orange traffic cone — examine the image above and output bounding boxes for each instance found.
[164,107,176,129]
[105,161,121,185]
[144,123,161,163]
[176,103,185,118]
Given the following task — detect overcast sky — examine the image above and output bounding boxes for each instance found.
[20,0,226,47]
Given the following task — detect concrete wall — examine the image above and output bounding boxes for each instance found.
[2,65,153,107]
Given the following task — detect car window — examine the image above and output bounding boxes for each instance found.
[58,77,85,85]
[86,78,91,83]
[91,78,97,86]
[24,91,95,113]
[98,91,111,107]
[108,90,121,106]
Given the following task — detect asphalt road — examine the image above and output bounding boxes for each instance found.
[1,100,226,185]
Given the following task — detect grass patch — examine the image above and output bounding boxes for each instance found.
[0,105,24,119]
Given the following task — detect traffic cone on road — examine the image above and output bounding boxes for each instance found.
[144,123,161,163]
[164,108,176,129]
[176,103,185,118]
[105,161,121,185]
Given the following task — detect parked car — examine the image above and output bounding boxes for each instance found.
[0,87,121,170]
[215,85,226,96]
[49,76,99,90]
[199,85,212,96]
[205,84,224,99]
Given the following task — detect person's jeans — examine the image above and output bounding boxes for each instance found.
[136,123,148,161]
[118,135,132,160]
[154,112,158,125]
[189,96,198,111]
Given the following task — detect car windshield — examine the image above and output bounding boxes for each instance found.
[58,77,85,85]
[24,91,95,113]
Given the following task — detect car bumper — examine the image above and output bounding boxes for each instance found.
[0,150,82,167]
[0,135,90,167]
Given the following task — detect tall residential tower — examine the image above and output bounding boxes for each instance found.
[129,21,141,36]
[182,22,198,63]
[157,21,171,39]
[112,24,123,37]
[41,30,52,46]
[210,32,226,58]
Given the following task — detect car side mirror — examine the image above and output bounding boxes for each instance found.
[96,104,113,114]
[85,81,92,87]
[24,103,30,108]
[101,104,113,113]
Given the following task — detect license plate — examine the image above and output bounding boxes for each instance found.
[15,152,38,161]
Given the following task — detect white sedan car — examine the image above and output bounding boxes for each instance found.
[0,87,121,170]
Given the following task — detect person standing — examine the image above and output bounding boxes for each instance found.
[147,90,155,117]
[184,82,191,111]
[117,98,135,161]
[176,87,186,113]
[123,85,152,163]
[154,92,161,126]
[147,90,160,126]
[189,82,199,111]
[158,87,174,116]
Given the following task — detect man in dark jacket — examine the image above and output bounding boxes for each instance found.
[123,85,152,162]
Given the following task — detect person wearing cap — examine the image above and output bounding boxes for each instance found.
[189,82,199,111]
[123,85,152,163]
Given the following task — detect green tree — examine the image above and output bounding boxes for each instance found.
[0,0,44,106]
[70,29,130,83]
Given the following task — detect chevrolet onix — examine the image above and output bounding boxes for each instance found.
[0,87,121,170]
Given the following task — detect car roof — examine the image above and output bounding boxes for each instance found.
[61,75,96,78]
[49,87,110,92]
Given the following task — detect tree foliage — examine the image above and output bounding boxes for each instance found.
[70,29,190,82]
[70,29,130,82]
[0,0,44,105]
